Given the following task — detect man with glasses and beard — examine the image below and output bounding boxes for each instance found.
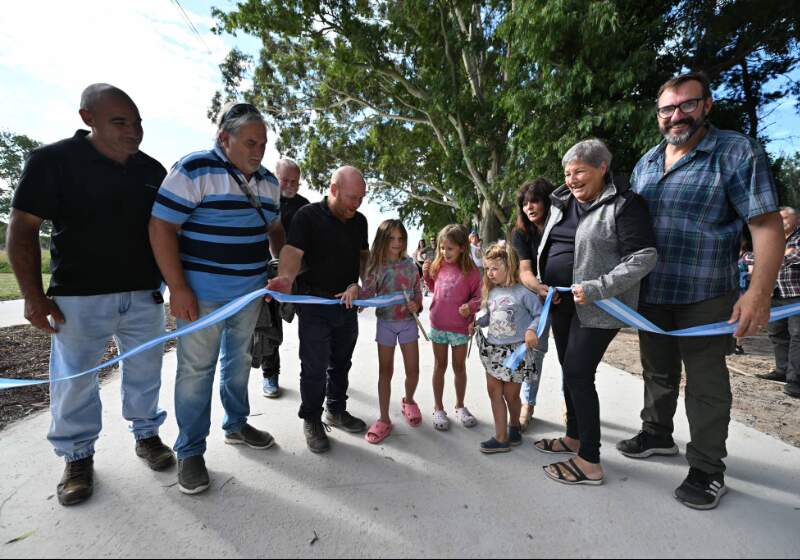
[616,72,784,510]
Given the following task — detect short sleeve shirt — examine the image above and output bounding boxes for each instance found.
[511,226,542,274]
[280,193,310,236]
[631,126,779,305]
[287,197,368,297]
[11,130,166,296]
[151,146,281,302]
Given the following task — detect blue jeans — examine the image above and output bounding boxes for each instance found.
[521,321,551,406]
[48,291,167,462]
[297,304,359,420]
[173,299,261,460]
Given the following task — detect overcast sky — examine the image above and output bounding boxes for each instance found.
[0,0,424,248]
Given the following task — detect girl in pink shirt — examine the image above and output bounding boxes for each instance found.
[423,224,482,430]
[360,220,424,444]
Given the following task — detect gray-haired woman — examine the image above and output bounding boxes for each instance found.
[534,139,658,486]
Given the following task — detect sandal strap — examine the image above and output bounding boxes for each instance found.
[558,438,575,453]
[560,460,583,482]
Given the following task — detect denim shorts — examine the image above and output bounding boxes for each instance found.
[376,319,419,346]
[429,328,470,347]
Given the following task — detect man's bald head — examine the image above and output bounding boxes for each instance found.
[329,165,366,221]
[80,83,135,113]
[78,83,142,164]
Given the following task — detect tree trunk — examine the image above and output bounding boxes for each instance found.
[740,58,759,139]
[479,198,503,245]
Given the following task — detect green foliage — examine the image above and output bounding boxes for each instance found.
[211,0,799,240]
[773,152,800,208]
[0,250,49,274]
[0,131,41,219]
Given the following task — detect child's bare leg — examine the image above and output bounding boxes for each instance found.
[503,381,523,428]
[451,344,468,408]
[432,343,449,410]
[486,374,508,442]
[399,341,420,403]
[377,344,395,423]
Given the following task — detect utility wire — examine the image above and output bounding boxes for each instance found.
[170,0,213,54]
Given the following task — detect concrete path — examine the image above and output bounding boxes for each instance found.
[0,299,25,329]
[0,306,798,558]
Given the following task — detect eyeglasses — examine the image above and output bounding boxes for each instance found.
[656,97,705,119]
[220,102,260,125]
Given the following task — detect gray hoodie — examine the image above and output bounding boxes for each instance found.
[536,181,658,329]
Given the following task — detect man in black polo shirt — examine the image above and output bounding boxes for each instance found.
[268,165,369,452]
[7,83,175,506]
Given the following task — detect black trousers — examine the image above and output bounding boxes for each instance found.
[296,304,359,421]
[551,299,618,464]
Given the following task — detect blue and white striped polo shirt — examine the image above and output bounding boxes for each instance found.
[152,146,280,302]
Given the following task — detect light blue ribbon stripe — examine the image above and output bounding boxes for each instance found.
[503,288,800,370]
[0,289,407,391]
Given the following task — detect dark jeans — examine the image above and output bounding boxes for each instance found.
[551,298,619,464]
[767,295,800,385]
[638,291,737,475]
[297,304,359,421]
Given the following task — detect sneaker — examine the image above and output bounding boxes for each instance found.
[178,455,210,495]
[480,437,511,454]
[57,457,94,506]
[304,420,332,453]
[262,375,280,398]
[674,468,727,510]
[135,436,176,471]
[616,431,679,459]
[508,425,523,446]
[324,410,367,433]
[225,424,275,449]
[784,382,800,398]
[757,370,787,382]
[454,406,478,428]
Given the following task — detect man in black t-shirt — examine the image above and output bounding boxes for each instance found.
[268,165,370,453]
[252,158,310,398]
[7,84,175,507]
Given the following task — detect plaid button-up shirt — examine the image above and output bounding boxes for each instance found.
[631,126,779,305]
[776,227,800,299]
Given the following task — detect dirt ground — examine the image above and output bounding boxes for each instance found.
[0,311,177,431]
[1,317,798,448]
[604,329,800,447]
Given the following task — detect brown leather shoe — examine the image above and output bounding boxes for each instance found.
[57,457,94,506]
[135,436,177,471]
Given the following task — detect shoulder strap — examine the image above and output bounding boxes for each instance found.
[222,163,270,228]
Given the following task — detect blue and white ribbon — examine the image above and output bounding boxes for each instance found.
[0,289,407,391]
[502,287,800,370]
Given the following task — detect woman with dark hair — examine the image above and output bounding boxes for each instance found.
[510,178,558,431]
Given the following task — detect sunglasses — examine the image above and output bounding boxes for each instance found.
[220,103,260,125]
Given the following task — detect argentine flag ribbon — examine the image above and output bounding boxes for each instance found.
[502,287,800,370]
[0,289,407,391]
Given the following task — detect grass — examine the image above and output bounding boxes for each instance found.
[0,273,50,301]
[0,251,52,300]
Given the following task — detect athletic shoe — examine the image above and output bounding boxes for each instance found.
[304,420,331,453]
[480,437,511,454]
[674,468,727,510]
[178,456,210,495]
[262,375,280,398]
[616,430,679,458]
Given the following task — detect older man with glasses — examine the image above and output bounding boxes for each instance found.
[149,102,286,494]
[617,72,784,510]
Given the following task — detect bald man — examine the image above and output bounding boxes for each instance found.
[8,83,175,506]
[268,166,369,452]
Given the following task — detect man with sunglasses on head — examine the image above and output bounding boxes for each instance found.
[149,102,286,495]
[617,72,784,510]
